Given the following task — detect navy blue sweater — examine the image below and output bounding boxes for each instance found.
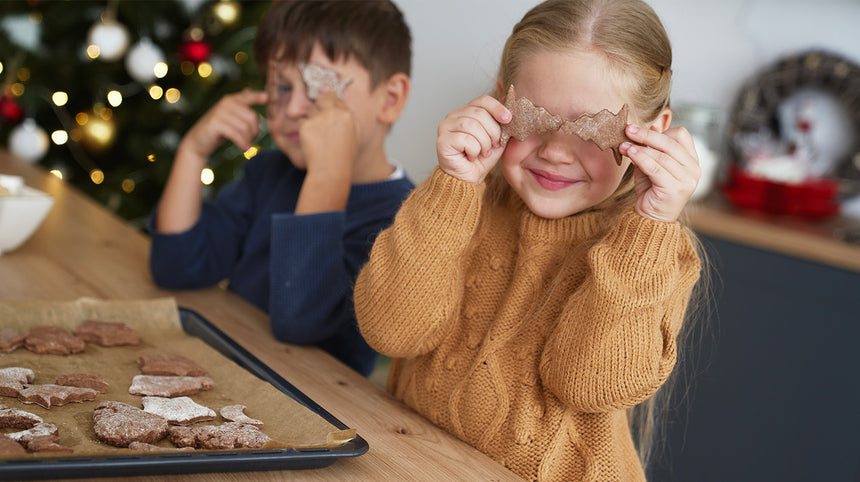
[149,150,414,375]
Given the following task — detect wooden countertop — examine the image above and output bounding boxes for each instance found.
[684,194,860,273]
[0,150,520,481]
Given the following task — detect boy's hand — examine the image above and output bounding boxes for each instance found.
[293,89,357,215]
[180,88,268,161]
[620,125,701,223]
[299,89,358,178]
[436,95,511,185]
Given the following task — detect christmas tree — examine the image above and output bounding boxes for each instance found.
[0,0,274,228]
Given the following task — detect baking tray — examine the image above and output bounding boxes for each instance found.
[0,307,368,480]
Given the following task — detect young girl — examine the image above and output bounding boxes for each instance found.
[355,0,703,480]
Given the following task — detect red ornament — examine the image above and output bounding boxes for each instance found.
[0,95,25,125]
[179,39,212,64]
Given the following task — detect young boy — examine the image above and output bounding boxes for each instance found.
[148,0,413,376]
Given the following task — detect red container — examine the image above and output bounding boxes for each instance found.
[721,166,840,220]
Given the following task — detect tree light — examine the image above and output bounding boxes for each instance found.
[52,91,68,106]
[51,130,68,145]
[200,168,214,185]
[107,90,122,107]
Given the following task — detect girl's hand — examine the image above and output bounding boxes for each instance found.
[620,125,701,222]
[436,95,511,184]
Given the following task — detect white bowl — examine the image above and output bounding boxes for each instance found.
[0,184,54,255]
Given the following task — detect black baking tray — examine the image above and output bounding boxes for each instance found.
[0,307,368,480]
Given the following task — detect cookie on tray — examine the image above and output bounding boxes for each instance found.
[142,396,215,425]
[93,401,170,447]
[0,404,43,429]
[6,422,58,447]
[137,354,207,377]
[0,435,26,456]
[220,404,263,427]
[18,384,99,409]
[75,320,141,347]
[56,373,110,393]
[0,367,35,398]
[24,326,86,355]
[0,328,27,353]
[168,421,271,450]
[128,375,214,398]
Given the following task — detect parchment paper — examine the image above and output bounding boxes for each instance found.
[0,297,354,458]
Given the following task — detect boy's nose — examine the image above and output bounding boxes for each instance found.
[284,88,313,118]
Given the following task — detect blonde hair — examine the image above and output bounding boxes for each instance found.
[490,0,710,471]
[490,0,673,218]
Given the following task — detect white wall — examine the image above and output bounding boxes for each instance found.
[388,0,860,182]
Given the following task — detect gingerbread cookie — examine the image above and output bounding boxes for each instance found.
[92,401,170,447]
[299,62,352,100]
[0,367,35,398]
[501,84,630,165]
[0,328,27,353]
[18,384,99,409]
[0,435,26,456]
[0,404,43,429]
[168,421,271,450]
[56,373,110,393]
[6,422,58,447]
[24,326,86,355]
[74,320,141,347]
[25,436,74,453]
[129,375,214,398]
[137,354,207,377]
[220,404,263,427]
[142,396,215,426]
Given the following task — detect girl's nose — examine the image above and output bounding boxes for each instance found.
[536,133,574,164]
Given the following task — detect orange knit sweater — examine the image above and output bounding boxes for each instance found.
[354,169,701,481]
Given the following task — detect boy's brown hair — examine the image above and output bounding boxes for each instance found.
[254,0,412,88]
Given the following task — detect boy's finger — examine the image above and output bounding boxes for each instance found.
[313,89,344,109]
[239,88,269,105]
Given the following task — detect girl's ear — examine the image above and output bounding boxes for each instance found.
[377,73,411,124]
[496,79,505,100]
[649,107,672,133]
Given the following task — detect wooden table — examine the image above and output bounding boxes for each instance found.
[0,149,520,481]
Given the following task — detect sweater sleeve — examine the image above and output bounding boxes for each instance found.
[540,209,702,412]
[148,169,255,289]
[354,168,484,357]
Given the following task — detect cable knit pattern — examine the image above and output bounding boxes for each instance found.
[354,168,701,481]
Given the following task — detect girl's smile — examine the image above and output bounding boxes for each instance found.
[528,168,579,191]
[500,48,632,219]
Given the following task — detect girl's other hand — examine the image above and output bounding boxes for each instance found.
[436,95,511,185]
[620,125,701,222]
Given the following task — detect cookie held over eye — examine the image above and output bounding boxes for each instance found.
[501,84,630,165]
[299,62,352,100]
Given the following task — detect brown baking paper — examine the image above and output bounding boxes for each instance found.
[0,297,353,458]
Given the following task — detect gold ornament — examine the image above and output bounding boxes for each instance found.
[78,109,116,153]
[213,0,240,27]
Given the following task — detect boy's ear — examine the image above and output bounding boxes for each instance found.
[649,107,672,133]
[377,73,411,124]
[496,79,504,100]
